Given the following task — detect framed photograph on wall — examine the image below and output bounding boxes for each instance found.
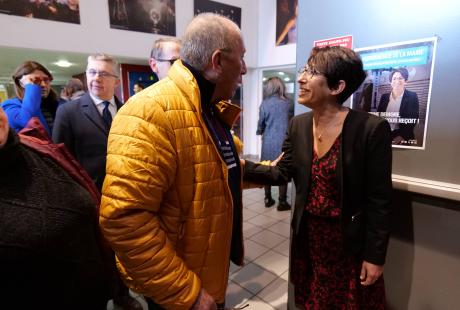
[276,0,297,46]
[119,64,158,102]
[194,0,241,28]
[0,0,80,24]
[352,37,437,149]
[109,0,176,35]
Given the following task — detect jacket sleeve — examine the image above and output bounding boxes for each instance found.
[52,103,76,157]
[244,117,294,185]
[2,84,42,132]
[363,119,393,265]
[256,103,266,135]
[99,101,200,309]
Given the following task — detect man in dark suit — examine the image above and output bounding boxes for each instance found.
[53,53,122,191]
[377,68,419,144]
[53,53,142,310]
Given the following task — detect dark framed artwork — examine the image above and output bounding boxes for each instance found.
[119,64,158,102]
[108,0,176,35]
[0,0,80,24]
[194,0,241,28]
[276,0,297,46]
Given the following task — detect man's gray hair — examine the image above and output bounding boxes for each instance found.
[150,38,182,59]
[87,53,119,76]
[180,13,241,71]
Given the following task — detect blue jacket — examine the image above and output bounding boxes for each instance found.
[1,84,51,135]
[256,95,294,161]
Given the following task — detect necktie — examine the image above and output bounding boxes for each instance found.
[102,101,113,129]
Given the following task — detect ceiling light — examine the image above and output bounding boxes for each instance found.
[263,77,267,81]
[278,72,285,76]
[54,60,73,68]
[284,77,290,82]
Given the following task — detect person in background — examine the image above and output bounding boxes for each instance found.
[243,46,392,309]
[58,78,86,105]
[100,13,247,309]
[53,53,141,310]
[256,76,293,211]
[149,37,181,80]
[132,82,144,94]
[377,67,419,144]
[2,60,58,136]
[0,106,112,309]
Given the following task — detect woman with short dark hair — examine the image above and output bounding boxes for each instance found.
[1,61,58,135]
[244,46,392,309]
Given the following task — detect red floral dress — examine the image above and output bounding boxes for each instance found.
[291,135,386,309]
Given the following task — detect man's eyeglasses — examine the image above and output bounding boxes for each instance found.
[156,58,179,65]
[298,65,323,78]
[86,69,118,79]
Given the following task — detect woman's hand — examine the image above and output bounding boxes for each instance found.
[360,261,384,286]
[271,152,284,166]
[0,107,9,148]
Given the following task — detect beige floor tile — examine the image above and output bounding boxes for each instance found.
[243,296,276,310]
[243,207,260,220]
[253,250,289,276]
[256,277,288,310]
[249,230,286,249]
[245,239,270,262]
[231,263,278,295]
[280,270,289,282]
[225,281,253,308]
[243,222,264,238]
[272,238,290,257]
[268,221,291,238]
[248,214,279,228]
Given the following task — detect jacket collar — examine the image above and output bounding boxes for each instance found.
[168,60,241,127]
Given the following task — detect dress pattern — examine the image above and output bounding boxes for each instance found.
[291,135,386,309]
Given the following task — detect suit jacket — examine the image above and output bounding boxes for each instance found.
[378,89,419,140]
[52,93,123,191]
[244,109,393,265]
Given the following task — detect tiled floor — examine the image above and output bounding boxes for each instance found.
[109,186,292,310]
[226,186,291,310]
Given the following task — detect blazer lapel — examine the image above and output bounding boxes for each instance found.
[81,94,108,135]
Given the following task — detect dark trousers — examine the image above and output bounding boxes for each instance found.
[265,184,287,201]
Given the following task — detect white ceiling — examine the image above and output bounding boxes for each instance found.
[0,46,147,85]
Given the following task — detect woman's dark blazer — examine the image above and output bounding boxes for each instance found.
[244,109,393,265]
[378,89,419,141]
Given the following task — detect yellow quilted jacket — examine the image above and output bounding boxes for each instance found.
[99,61,244,309]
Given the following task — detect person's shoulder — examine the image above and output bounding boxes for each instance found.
[404,89,418,98]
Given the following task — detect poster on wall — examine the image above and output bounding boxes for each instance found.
[276,0,297,46]
[352,37,437,149]
[194,0,241,28]
[0,0,80,24]
[109,0,176,36]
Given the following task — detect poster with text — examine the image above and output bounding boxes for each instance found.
[109,0,176,36]
[276,0,297,46]
[194,0,241,28]
[352,37,437,149]
[0,0,80,24]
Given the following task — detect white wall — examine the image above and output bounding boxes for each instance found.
[0,0,259,67]
[242,0,297,157]
[0,0,297,156]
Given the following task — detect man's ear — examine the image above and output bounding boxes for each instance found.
[210,49,224,73]
[149,58,158,73]
[330,80,346,96]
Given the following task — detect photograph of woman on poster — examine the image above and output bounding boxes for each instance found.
[377,68,419,144]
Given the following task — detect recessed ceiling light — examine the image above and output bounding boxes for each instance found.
[284,77,290,82]
[263,77,267,81]
[54,60,73,68]
[278,72,285,76]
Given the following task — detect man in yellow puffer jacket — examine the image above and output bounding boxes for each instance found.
[100,13,247,310]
